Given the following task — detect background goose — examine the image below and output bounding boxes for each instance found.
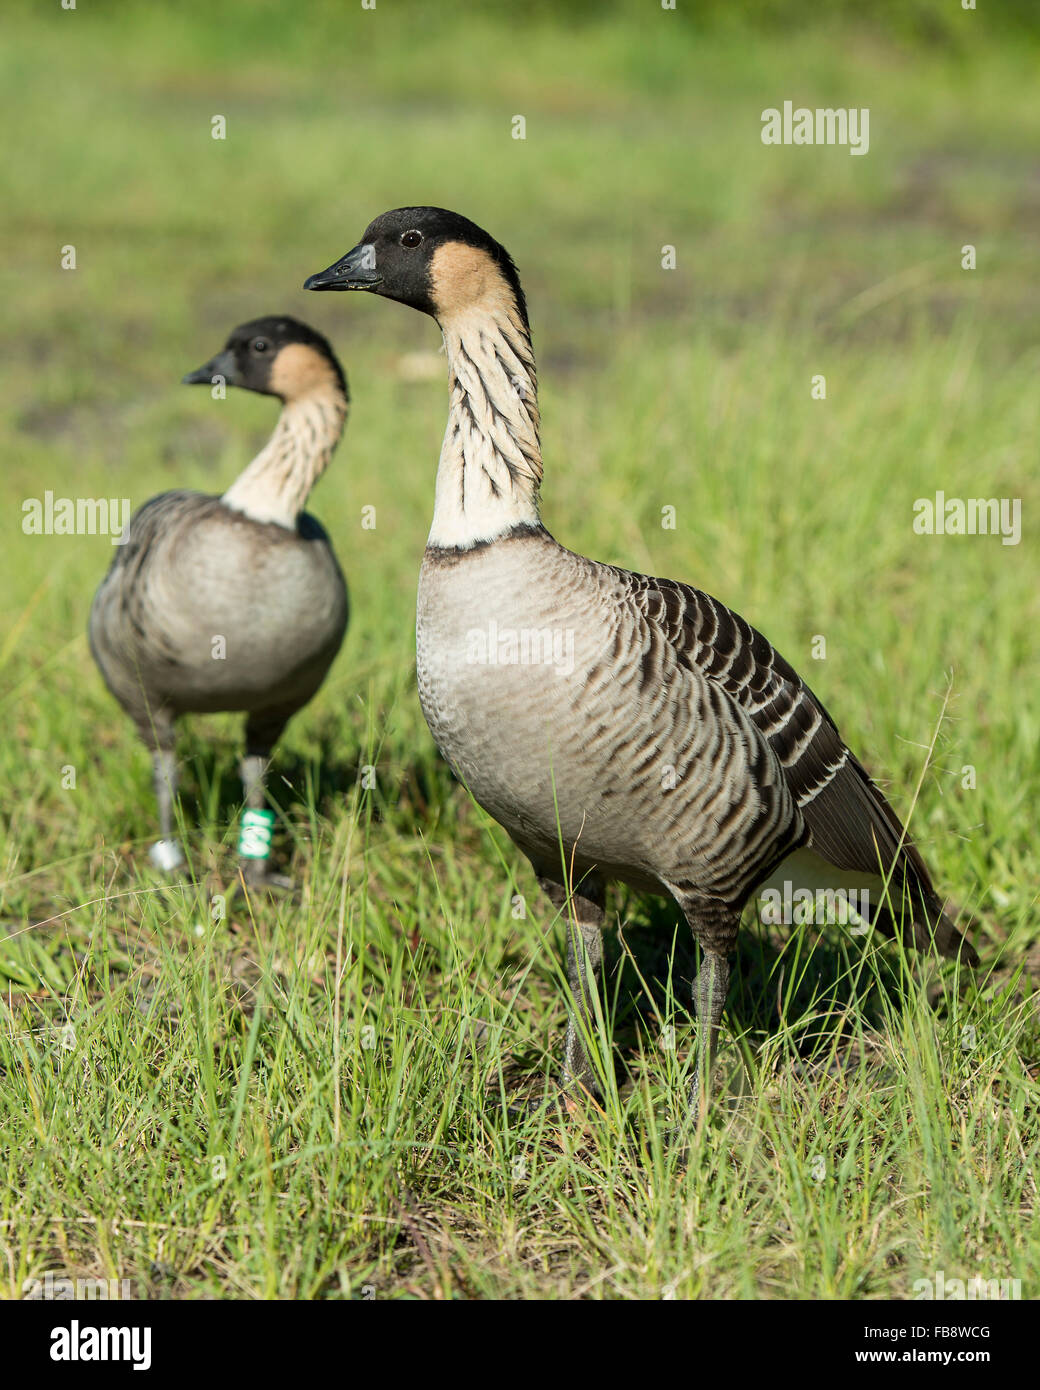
[89,315,349,885]
[306,209,977,1119]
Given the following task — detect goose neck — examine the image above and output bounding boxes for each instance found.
[428,305,543,550]
[222,387,347,530]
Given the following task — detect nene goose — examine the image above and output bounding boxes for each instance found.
[306,209,977,1117]
[89,316,349,885]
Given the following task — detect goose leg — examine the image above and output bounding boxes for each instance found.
[538,872,606,1103]
[239,751,269,811]
[238,713,290,889]
[146,716,184,872]
[690,948,731,1109]
[676,894,738,1120]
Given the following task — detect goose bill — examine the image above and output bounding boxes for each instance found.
[304,244,382,292]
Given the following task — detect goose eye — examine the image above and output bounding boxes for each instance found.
[400,230,423,249]
[252,339,268,353]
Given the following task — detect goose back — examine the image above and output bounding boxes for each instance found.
[90,489,347,736]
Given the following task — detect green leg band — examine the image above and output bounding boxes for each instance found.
[238,808,275,860]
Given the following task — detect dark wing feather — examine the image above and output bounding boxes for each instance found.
[625,574,976,965]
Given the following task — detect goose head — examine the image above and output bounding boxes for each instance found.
[182,316,347,402]
[303,207,528,332]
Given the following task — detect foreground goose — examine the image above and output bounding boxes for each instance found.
[89,316,349,885]
[306,209,977,1116]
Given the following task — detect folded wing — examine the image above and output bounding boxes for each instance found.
[626,574,976,965]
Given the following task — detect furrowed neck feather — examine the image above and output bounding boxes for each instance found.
[222,386,347,530]
[428,300,542,550]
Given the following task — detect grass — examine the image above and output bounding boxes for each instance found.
[1,2,1037,1299]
